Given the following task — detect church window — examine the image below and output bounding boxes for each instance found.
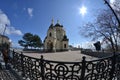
[64,44,66,48]
[49,32,52,37]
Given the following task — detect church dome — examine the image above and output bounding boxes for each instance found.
[62,35,69,41]
[55,23,64,27]
[54,20,63,27]
[60,25,63,27]
[49,24,54,29]
[55,23,61,27]
[49,19,54,29]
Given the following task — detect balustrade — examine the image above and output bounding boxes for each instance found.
[9,50,120,80]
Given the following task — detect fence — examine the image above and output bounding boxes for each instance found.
[9,50,120,80]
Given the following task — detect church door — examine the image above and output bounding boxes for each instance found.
[47,42,53,52]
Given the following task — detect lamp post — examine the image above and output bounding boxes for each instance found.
[1,24,8,52]
[1,24,7,46]
[1,24,7,44]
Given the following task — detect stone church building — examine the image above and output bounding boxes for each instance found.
[44,20,69,52]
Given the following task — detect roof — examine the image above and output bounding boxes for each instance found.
[0,34,9,40]
[55,23,61,27]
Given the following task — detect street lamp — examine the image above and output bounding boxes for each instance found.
[1,24,7,44]
[1,24,7,46]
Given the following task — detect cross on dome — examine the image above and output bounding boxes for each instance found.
[57,20,60,24]
[51,18,54,25]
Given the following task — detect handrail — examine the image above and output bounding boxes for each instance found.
[9,50,120,80]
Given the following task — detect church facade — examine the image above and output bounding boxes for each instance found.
[44,20,69,52]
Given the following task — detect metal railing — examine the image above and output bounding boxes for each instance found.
[9,50,120,80]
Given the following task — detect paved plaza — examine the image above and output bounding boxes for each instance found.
[23,50,97,62]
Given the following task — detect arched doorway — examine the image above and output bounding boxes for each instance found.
[47,41,53,52]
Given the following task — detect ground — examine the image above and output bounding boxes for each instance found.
[23,50,97,62]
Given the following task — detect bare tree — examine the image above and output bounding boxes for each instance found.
[80,9,120,52]
[110,0,120,18]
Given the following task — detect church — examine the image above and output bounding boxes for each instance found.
[44,19,69,52]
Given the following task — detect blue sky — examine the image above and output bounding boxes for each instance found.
[0,0,111,48]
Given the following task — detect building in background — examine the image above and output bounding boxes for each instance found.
[0,35,11,49]
[44,19,69,52]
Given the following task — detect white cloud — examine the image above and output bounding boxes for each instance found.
[0,9,23,36]
[0,10,10,26]
[6,27,23,35]
[27,8,33,17]
[0,25,23,36]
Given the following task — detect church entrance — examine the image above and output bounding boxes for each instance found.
[47,42,53,52]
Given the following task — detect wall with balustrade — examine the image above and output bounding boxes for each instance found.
[9,50,120,80]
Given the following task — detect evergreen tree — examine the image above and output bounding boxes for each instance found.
[18,33,42,49]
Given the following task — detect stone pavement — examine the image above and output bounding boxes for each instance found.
[0,69,18,80]
[0,65,23,80]
[23,50,98,61]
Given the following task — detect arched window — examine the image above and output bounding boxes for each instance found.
[49,32,52,37]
